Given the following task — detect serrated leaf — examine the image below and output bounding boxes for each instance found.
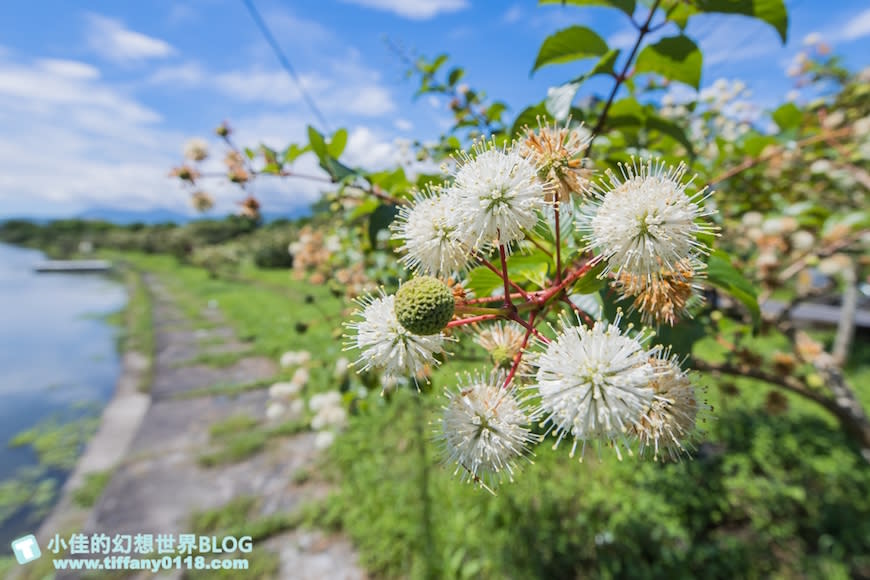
[466,267,504,298]
[532,26,609,72]
[328,128,348,158]
[635,35,702,89]
[538,0,636,18]
[707,249,760,329]
[694,0,788,43]
[772,102,802,130]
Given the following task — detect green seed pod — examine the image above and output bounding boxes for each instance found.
[394,276,455,335]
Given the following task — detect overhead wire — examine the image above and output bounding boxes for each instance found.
[240,0,331,132]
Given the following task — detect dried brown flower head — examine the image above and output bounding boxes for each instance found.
[613,259,698,326]
[521,117,593,202]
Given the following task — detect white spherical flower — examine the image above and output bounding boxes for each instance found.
[579,159,716,281]
[269,381,302,400]
[309,390,342,412]
[630,354,704,461]
[314,430,336,450]
[530,314,658,460]
[440,372,539,490]
[449,141,549,249]
[291,367,310,388]
[280,350,311,368]
[790,230,815,252]
[265,402,285,421]
[183,138,209,162]
[391,189,470,277]
[344,292,448,383]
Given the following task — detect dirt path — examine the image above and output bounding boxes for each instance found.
[41,274,364,580]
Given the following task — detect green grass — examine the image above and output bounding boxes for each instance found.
[114,264,155,391]
[114,250,870,579]
[72,470,113,508]
[173,348,255,369]
[198,414,309,467]
[174,377,277,399]
[184,496,299,579]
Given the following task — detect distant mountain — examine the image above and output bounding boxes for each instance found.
[74,206,312,225]
[76,207,194,225]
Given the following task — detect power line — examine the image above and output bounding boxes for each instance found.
[240,0,331,131]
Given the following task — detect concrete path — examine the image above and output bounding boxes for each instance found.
[35,274,363,580]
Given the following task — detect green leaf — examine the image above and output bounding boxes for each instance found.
[646,113,695,156]
[694,0,788,43]
[539,0,636,18]
[571,261,607,294]
[307,126,327,160]
[742,133,778,156]
[282,144,309,164]
[635,35,703,89]
[772,102,802,130]
[368,204,399,248]
[348,198,379,221]
[510,102,550,138]
[328,128,348,158]
[707,250,761,329]
[660,0,697,28]
[507,251,550,289]
[532,26,609,72]
[547,50,620,120]
[320,157,355,182]
[466,267,504,298]
[606,97,646,130]
[447,67,464,86]
[486,102,508,123]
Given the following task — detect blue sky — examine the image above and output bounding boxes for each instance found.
[0,0,868,218]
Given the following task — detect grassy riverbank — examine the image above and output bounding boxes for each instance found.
[88,252,870,579]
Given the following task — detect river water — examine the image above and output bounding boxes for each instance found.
[0,243,126,551]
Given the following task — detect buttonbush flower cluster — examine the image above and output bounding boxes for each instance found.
[345,121,715,491]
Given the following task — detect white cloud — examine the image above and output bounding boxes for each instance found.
[688,13,781,67]
[608,27,636,50]
[394,118,413,131]
[86,14,174,64]
[213,69,330,105]
[840,8,870,41]
[36,59,100,80]
[503,5,523,24]
[339,0,468,20]
[0,56,190,216]
[148,62,205,87]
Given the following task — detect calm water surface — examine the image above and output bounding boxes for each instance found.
[0,243,125,550]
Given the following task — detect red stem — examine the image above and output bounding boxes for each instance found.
[477,254,530,300]
[561,295,595,327]
[498,242,515,310]
[446,314,502,328]
[503,313,536,388]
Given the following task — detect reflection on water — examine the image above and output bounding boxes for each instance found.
[0,243,126,550]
